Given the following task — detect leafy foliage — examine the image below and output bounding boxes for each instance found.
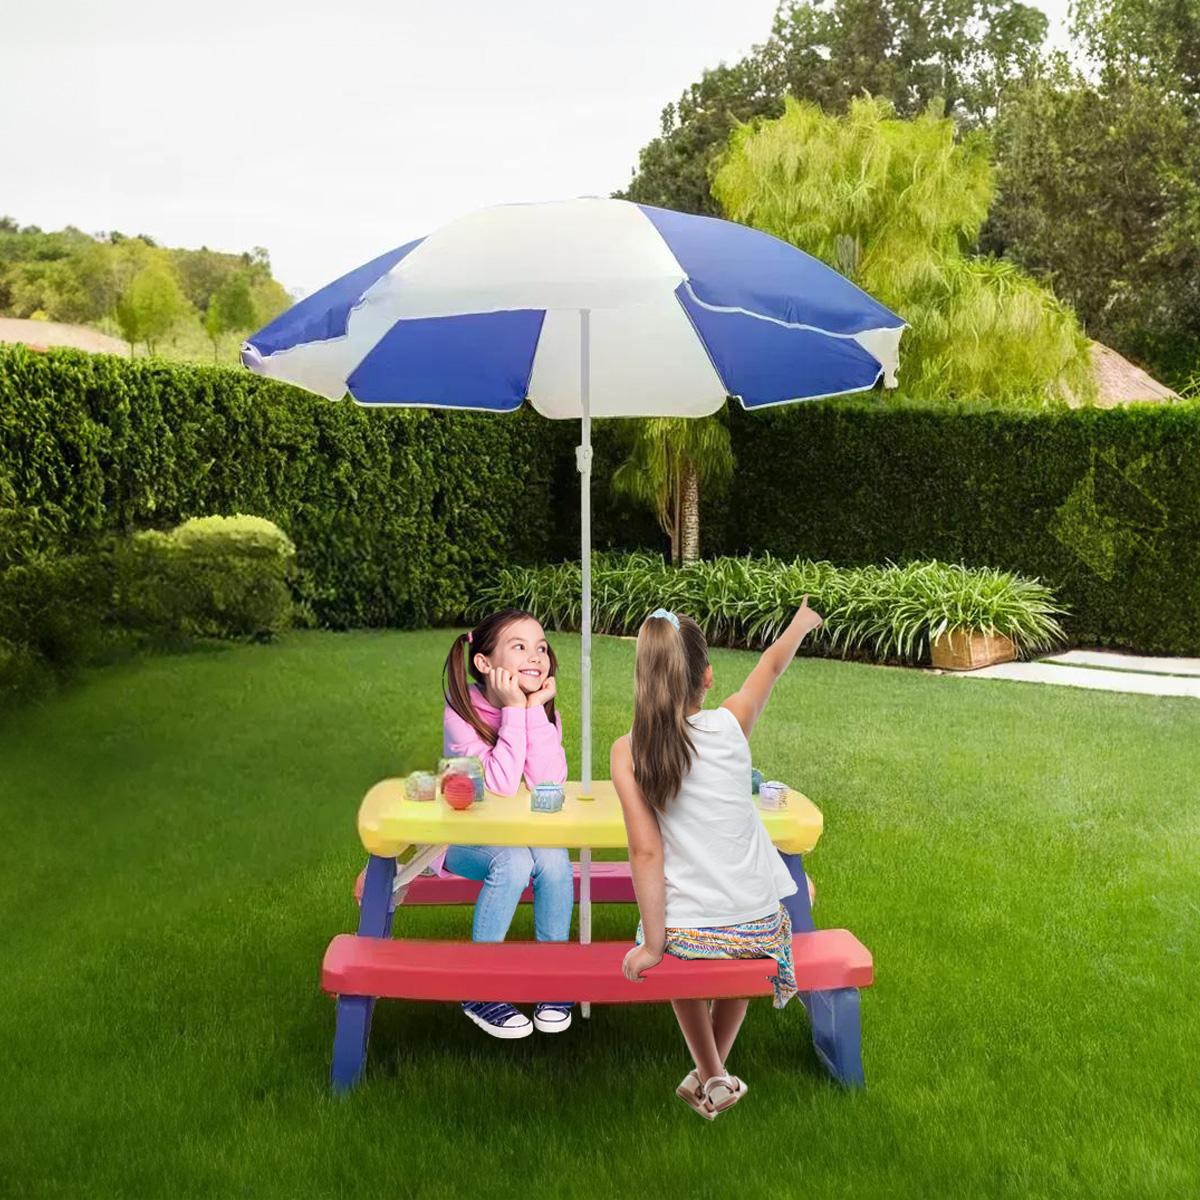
[113,514,297,642]
[471,551,1068,664]
[204,272,258,359]
[0,221,293,365]
[3,347,1196,660]
[609,415,733,564]
[116,255,192,354]
[711,97,1093,403]
[0,345,562,633]
[984,57,1200,387]
[619,0,1049,214]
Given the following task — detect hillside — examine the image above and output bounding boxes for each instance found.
[0,217,291,365]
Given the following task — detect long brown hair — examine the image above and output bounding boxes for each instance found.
[442,608,558,747]
[630,611,709,813]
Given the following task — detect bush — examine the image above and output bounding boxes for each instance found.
[471,552,1068,665]
[4,345,1198,654]
[0,345,572,630]
[114,514,296,642]
[0,548,118,708]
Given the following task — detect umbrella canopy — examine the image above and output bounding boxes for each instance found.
[241,198,903,415]
[242,198,905,966]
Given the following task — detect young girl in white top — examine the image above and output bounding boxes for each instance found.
[610,599,823,1119]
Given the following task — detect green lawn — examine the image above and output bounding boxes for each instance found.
[2,630,1197,1199]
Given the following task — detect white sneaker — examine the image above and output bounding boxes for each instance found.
[533,1003,574,1033]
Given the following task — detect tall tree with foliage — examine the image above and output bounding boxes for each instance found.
[712,96,1093,403]
[983,6,1200,382]
[1071,0,1200,101]
[610,417,733,565]
[116,256,191,356]
[203,272,258,360]
[619,0,1048,216]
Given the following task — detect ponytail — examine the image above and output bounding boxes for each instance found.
[443,632,498,747]
[630,611,710,813]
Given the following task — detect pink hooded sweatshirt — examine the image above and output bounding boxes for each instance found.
[430,684,568,877]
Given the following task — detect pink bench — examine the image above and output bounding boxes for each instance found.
[353,859,636,908]
[323,929,873,1005]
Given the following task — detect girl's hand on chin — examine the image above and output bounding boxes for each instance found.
[488,668,527,709]
[526,676,556,708]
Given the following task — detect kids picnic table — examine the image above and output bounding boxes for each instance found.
[322,780,874,1093]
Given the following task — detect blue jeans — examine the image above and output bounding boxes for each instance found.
[442,844,574,943]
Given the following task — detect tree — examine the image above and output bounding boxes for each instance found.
[250,277,291,325]
[175,248,237,313]
[611,416,734,565]
[5,259,91,322]
[984,61,1200,381]
[620,0,1049,215]
[1071,0,1200,104]
[712,96,1093,403]
[116,255,190,355]
[203,271,257,360]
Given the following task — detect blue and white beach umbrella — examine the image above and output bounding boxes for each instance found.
[242,198,904,952]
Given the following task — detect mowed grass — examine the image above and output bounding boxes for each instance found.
[1,629,1198,1199]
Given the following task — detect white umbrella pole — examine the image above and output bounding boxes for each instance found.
[578,308,593,1020]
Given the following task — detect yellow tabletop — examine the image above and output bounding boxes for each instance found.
[358,778,823,859]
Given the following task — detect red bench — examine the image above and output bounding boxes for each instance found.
[323,929,872,1004]
[329,850,866,1093]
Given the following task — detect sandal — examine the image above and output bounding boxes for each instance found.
[702,1074,748,1114]
[676,1070,715,1120]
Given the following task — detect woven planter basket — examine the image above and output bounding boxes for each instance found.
[930,629,1017,671]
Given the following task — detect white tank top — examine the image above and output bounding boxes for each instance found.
[644,704,798,928]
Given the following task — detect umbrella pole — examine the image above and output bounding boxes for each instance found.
[578,308,593,1019]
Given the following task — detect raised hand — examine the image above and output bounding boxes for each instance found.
[795,593,823,637]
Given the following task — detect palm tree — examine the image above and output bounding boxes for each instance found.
[611,415,734,565]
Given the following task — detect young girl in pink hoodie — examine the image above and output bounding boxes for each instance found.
[439,608,574,1040]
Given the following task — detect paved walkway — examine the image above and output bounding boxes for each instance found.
[951,649,1200,698]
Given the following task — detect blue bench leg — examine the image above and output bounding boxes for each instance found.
[330,854,397,1093]
[800,987,865,1088]
[778,850,866,1088]
[332,995,374,1093]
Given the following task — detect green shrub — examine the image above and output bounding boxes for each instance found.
[0,345,575,630]
[114,514,296,641]
[471,552,1068,665]
[0,549,117,707]
[3,345,1197,653]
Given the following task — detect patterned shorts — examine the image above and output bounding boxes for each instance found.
[635,903,797,1009]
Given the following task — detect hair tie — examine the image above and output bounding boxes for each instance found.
[467,631,473,645]
[648,608,679,631]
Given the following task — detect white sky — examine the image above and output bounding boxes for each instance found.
[2,0,1073,297]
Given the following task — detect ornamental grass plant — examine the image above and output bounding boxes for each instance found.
[472,553,1068,664]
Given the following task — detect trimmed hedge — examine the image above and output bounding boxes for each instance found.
[703,399,1200,654]
[3,347,1198,653]
[0,346,593,628]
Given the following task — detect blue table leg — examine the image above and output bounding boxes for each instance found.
[330,854,396,1093]
[778,850,866,1089]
